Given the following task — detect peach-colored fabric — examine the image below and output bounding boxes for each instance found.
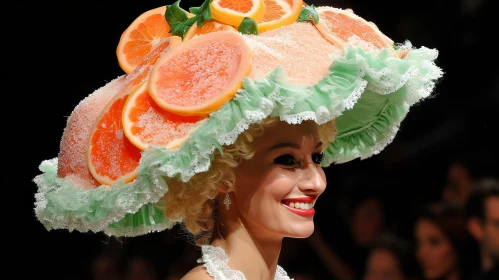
[245,22,341,85]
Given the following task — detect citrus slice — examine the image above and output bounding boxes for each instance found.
[123,36,182,88]
[314,6,395,52]
[57,36,182,188]
[122,81,206,150]
[257,0,303,33]
[184,20,237,41]
[57,76,130,188]
[87,86,143,186]
[148,30,252,116]
[57,36,181,189]
[210,0,266,27]
[116,6,172,74]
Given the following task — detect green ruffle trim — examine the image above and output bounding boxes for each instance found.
[33,43,443,236]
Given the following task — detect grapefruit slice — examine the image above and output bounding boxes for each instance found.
[57,76,130,189]
[148,30,252,116]
[57,37,181,189]
[87,86,143,186]
[210,0,266,27]
[123,36,182,88]
[184,20,237,41]
[257,0,303,33]
[122,81,206,150]
[314,6,395,53]
[116,6,173,74]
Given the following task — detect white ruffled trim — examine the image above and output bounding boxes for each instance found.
[34,158,176,235]
[198,245,293,280]
[218,97,275,145]
[104,221,176,237]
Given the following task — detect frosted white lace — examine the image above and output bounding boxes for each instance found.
[198,245,293,280]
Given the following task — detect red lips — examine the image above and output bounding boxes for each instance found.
[282,196,317,217]
[282,196,315,204]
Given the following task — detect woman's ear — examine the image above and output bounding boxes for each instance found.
[467,217,484,241]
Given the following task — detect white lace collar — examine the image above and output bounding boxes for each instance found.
[197,245,293,280]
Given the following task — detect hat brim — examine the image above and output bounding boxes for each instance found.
[34,39,442,237]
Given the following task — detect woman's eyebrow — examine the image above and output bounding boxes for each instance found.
[267,141,323,152]
[268,142,300,152]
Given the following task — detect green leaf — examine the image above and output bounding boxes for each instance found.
[198,0,213,14]
[238,17,258,35]
[296,4,319,24]
[189,7,200,14]
[196,0,213,26]
[165,0,189,31]
[165,0,213,39]
[172,17,197,39]
[393,44,399,50]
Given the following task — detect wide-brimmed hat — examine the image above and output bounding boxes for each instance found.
[33,0,443,237]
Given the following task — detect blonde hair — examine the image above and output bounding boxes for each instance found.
[161,117,335,244]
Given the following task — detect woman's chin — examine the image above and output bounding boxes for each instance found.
[285,222,315,238]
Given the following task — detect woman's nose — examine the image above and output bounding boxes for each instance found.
[298,164,327,194]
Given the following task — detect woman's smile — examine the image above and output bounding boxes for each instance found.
[282,196,317,217]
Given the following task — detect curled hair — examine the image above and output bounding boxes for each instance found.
[161,117,336,245]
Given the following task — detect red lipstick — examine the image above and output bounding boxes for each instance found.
[282,196,316,217]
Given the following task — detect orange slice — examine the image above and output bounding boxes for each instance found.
[184,20,237,41]
[57,76,130,189]
[57,37,181,189]
[123,36,183,88]
[116,6,172,74]
[87,86,142,186]
[210,0,266,27]
[314,6,395,53]
[148,30,252,116]
[122,81,206,150]
[257,0,303,33]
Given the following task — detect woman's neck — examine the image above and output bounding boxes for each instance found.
[211,219,283,280]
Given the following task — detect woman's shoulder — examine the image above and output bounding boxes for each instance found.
[180,264,213,280]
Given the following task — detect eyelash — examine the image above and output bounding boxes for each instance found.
[273,153,324,166]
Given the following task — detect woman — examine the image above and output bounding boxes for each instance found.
[364,232,418,280]
[32,0,443,279]
[414,202,469,280]
[181,118,331,279]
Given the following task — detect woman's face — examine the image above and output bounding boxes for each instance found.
[364,248,404,280]
[415,219,456,279]
[232,120,327,239]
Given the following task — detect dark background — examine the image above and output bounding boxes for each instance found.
[17,0,498,279]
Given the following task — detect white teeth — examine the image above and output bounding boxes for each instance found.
[285,202,314,210]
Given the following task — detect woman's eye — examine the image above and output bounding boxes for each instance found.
[273,154,297,166]
[312,153,324,164]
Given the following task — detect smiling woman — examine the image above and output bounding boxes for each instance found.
[32,0,443,279]
[223,120,329,235]
[171,118,334,279]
